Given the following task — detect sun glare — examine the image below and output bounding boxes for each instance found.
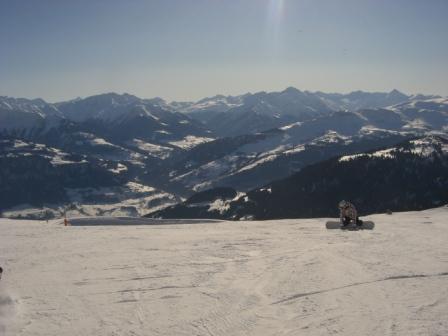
[266,0,285,54]
[268,0,284,24]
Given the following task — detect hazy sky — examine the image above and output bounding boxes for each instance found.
[1,0,447,102]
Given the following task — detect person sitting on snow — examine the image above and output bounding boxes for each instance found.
[338,200,362,227]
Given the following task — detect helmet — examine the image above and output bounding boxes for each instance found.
[338,200,348,209]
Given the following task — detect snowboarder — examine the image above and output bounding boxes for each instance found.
[0,266,3,280]
[338,200,362,227]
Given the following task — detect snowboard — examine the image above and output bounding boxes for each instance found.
[326,220,375,230]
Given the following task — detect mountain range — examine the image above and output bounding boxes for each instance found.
[162,88,435,137]
[0,88,447,219]
[148,135,448,220]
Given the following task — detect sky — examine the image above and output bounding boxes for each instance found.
[1,0,447,102]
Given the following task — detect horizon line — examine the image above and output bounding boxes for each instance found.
[2,86,444,105]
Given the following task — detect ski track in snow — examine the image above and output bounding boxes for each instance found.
[272,272,448,305]
[0,207,448,335]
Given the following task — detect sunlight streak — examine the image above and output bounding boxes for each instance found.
[268,0,285,29]
[266,0,285,57]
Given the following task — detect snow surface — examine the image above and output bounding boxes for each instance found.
[75,132,119,148]
[109,162,128,174]
[283,144,305,155]
[168,135,214,149]
[310,130,352,145]
[173,95,244,113]
[339,148,395,162]
[1,207,448,335]
[237,154,278,173]
[129,139,173,159]
[339,136,447,162]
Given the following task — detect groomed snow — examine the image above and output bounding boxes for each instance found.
[1,207,448,335]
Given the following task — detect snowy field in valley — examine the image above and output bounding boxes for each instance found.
[1,207,447,335]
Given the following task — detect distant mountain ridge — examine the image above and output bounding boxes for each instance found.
[164,88,437,137]
[1,93,210,142]
[0,93,208,218]
[1,89,447,219]
[145,95,447,194]
[148,135,448,220]
[0,88,438,135]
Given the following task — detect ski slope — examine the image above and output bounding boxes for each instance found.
[1,207,447,335]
